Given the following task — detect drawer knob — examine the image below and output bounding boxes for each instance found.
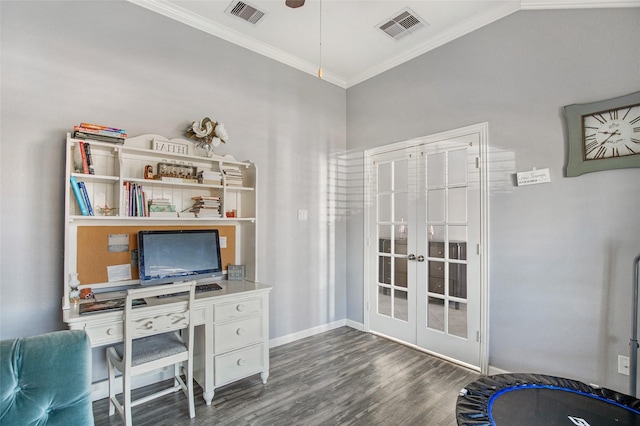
[107,328,115,335]
[236,304,245,312]
[236,328,245,335]
[145,321,154,329]
[237,358,246,366]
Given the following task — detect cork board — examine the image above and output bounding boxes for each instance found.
[77,225,235,285]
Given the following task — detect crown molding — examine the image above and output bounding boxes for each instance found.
[347,2,521,88]
[128,0,637,89]
[521,0,640,9]
[127,0,348,88]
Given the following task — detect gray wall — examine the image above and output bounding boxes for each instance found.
[346,8,640,392]
[0,1,346,380]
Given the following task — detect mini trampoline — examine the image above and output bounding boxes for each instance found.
[456,373,640,426]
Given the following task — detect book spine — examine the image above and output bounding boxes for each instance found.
[78,181,94,216]
[70,177,89,216]
[74,131,125,144]
[78,142,89,174]
[83,142,95,175]
[123,182,130,217]
[73,144,84,172]
[79,123,126,134]
[74,125,128,138]
[137,185,144,217]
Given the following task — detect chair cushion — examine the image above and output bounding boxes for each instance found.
[112,332,187,366]
[0,330,94,426]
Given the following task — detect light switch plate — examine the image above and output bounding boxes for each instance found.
[297,209,308,221]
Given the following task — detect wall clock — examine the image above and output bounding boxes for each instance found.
[564,91,640,177]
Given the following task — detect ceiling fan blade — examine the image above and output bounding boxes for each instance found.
[285,0,305,8]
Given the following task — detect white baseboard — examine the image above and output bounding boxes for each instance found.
[269,319,347,348]
[346,319,364,331]
[487,365,510,375]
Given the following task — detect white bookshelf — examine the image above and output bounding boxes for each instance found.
[62,133,258,308]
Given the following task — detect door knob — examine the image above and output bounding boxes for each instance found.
[417,255,425,262]
[408,254,416,261]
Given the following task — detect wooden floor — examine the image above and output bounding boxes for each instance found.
[93,327,479,425]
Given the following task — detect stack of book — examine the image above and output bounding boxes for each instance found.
[148,198,177,218]
[73,123,127,144]
[221,166,243,187]
[70,176,94,216]
[198,170,223,185]
[73,141,95,175]
[123,182,147,217]
[190,196,221,218]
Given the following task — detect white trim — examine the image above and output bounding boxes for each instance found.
[347,2,520,87]
[126,0,638,88]
[488,365,511,376]
[126,0,347,88]
[268,319,347,348]
[371,331,481,373]
[346,319,365,331]
[521,0,640,10]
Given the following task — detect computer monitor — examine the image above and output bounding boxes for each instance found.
[137,229,223,286]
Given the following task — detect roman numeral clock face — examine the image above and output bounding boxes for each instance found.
[582,104,640,160]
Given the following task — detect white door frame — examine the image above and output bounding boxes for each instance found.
[363,122,490,374]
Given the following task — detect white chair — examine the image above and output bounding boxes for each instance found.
[106,281,197,425]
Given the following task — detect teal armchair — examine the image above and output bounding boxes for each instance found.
[1,330,94,425]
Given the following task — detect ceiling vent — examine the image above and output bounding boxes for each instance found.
[225,1,266,25]
[377,8,427,41]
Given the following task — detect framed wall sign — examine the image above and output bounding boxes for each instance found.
[564,91,640,177]
[227,265,245,281]
[152,138,189,155]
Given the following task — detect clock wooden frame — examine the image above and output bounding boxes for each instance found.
[564,91,640,177]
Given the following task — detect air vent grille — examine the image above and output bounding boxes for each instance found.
[377,8,427,40]
[225,1,266,25]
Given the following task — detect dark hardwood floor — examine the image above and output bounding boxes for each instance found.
[93,327,479,425]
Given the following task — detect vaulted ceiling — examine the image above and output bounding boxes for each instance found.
[129,1,636,88]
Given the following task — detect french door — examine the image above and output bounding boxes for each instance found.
[366,124,488,371]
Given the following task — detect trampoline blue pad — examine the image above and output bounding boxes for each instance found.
[457,373,640,426]
[491,387,640,425]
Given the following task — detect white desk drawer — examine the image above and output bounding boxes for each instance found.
[214,316,263,353]
[214,298,262,322]
[214,344,264,386]
[84,322,123,346]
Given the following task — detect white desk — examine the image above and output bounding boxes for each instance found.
[64,281,272,405]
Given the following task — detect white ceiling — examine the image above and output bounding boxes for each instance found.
[129,0,638,88]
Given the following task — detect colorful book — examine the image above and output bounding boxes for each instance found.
[78,181,94,216]
[78,142,89,174]
[83,142,95,175]
[79,123,126,134]
[74,125,128,139]
[74,131,125,144]
[70,176,89,216]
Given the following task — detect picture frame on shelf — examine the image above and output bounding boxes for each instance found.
[227,265,245,281]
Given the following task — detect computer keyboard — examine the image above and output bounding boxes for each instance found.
[196,283,223,293]
[157,283,223,299]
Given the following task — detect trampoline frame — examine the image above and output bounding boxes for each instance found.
[456,373,640,426]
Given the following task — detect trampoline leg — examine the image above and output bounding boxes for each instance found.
[631,253,640,397]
